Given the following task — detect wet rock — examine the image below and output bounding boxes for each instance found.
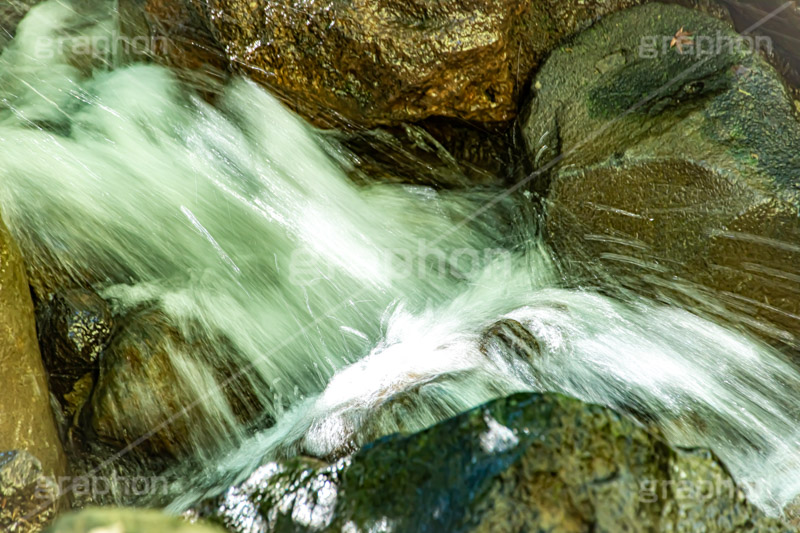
[142,0,660,128]
[481,318,541,365]
[46,507,226,533]
[89,308,274,457]
[0,450,59,533]
[0,215,66,482]
[37,290,112,423]
[290,369,511,463]
[523,4,797,173]
[187,0,527,127]
[42,290,111,367]
[196,393,791,532]
[142,0,230,95]
[522,3,800,346]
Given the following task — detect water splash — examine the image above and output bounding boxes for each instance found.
[187,276,800,516]
[0,0,530,459]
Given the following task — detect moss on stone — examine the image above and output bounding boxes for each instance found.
[196,393,792,532]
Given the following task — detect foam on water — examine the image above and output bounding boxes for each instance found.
[3,0,800,518]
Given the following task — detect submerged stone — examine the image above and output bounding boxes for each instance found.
[89,308,275,457]
[195,393,792,532]
[481,318,542,365]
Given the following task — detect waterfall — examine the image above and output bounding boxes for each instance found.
[2,0,800,519]
[0,0,533,458]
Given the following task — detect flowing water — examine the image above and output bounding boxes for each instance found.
[3,0,800,520]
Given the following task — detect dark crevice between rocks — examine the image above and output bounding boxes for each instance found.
[322,118,526,190]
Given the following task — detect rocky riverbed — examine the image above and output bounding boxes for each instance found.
[1,0,799,532]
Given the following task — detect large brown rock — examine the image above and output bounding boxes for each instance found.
[522,4,800,348]
[147,0,653,128]
[546,161,800,345]
[189,0,530,127]
[0,215,66,482]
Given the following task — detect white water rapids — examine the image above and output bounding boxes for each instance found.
[3,0,800,519]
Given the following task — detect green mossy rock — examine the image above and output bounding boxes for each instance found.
[522,3,800,346]
[46,507,226,533]
[196,393,793,532]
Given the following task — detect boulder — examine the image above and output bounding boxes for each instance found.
[46,507,226,533]
[522,3,800,347]
[89,308,274,457]
[195,393,792,532]
[0,215,66,482]
[144,0,663,128]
